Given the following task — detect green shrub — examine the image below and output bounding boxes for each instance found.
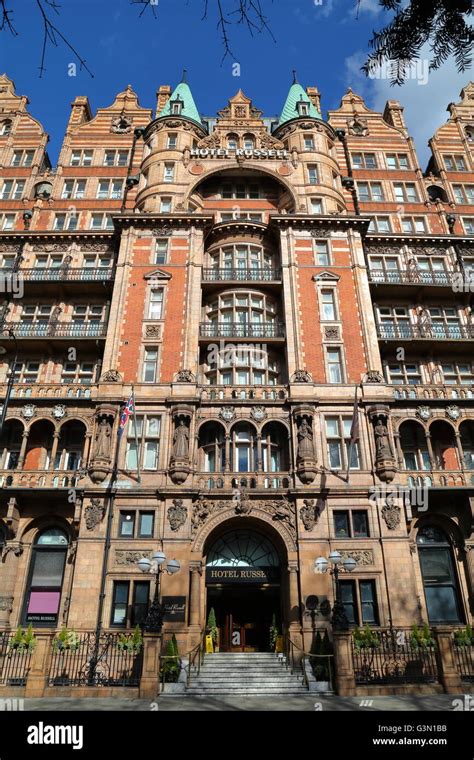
[269,613,279,650]
[206,607,218,643]
[410,623,435,649]
[454,625,473,646]
[161,634,181,683]
[353,624,380,651]
[53,626,80,653]
[8,624,36,654]
[117,625,143,653]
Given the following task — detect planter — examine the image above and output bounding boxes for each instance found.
[161,681,186,694]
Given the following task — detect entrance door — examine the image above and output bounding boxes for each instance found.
[208,586,280,652]
[222,613,247,651]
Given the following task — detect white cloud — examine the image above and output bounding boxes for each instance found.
[343,46,472,168]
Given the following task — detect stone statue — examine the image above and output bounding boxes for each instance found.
[95,419,112,459]
[172,418,189,459]
[374,417,393,460]
[297,418,314,460]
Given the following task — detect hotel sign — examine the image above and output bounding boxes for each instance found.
[190,148,289,160]
[206,566,280,584]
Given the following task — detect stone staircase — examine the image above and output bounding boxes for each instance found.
[186,652,309,695]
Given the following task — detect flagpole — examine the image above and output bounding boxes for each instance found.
[132,384,141,484]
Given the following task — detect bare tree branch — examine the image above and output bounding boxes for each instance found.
[35,0,94,78]
[0,0,17,35]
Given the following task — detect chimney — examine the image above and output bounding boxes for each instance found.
[156,85,172,116]
[383,100,407,132]
[67,96,92,131]
[306,86,321,114]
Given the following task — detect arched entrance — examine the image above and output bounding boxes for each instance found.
[204,521,286,652]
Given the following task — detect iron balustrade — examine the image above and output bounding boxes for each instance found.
[352,628,438,685]
[48,632,143,687]
[16,268,114,282]
[202,268,282,282]
[377,323,474,341]
[0,632,33,686]
[2,322,107,338]
[369,270,451,287]
[200,322,285,339]
[452,640,474,682]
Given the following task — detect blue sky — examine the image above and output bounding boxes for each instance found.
[0,0,471,167]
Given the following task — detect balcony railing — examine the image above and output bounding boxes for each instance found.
[3,321,107,339]
[195,472,293,491]
[202,267,282,283]
[199,322,285,339]
[399,470,473,488]
[392,384,474,400]
[0,470,82,489]
[377,324,474,341]
[0,383,96,400]
[369,270,452,287]
[200,385,288,401]
[17,267,114,282]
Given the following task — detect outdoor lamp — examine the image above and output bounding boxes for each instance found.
[138,557,152,573]
[314,556,329,573]
[328,550,342,565]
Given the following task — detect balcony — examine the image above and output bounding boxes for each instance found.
[392,384,474,400]
[0,470,82,489]
[200,385,288,401]
[3,322,107,339]
[202,268,282,284]
[377,324,474,342]
[199,322,285,340]
[18,267,114,283]
[195,472,293,491]
[399,470,473,488]
[0,383,96,400]
[369,270,452,288]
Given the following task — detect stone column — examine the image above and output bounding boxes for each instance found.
[393,431,404,468]
[189,562,202,628]
[433,627,463,694]
[425,431,436,470]
[24,633,53,698]
[0,544,23,629]
[287,562,301,628]
[224,434,231,472]
[139,633,162,698]
[333,631,356,696]
[82,433,92,466]
[454,432,465,471]
[256,433,263,472]
[16,430,30,470]
[48,432,60,471]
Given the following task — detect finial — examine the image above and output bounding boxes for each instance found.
[181,69,188,84]
[292,69,298,85]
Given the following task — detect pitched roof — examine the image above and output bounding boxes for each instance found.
[158,80,202,125]
[278,82,321,126]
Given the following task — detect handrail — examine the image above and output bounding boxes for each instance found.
[187,629,207,688]
[282,634,335,691]
[159,632,206,693]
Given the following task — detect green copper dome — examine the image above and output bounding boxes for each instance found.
[158,78,203,125]
[278,82,321,126]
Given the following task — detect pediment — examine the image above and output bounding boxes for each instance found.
[144,269,172,280]
[312,271,340,282]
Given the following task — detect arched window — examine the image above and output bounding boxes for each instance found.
[227,134,239,150]
[261,422,288,472]
[399,421,430,470]
[1,120,12,136]
[23,527,68,626]
[243,134,254,151]
[199,422,225,473]
[417,525,462,624]
[207,529,280,567]
[230,423,258,472]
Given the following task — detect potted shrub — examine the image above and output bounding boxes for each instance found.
[269,613,279,652]
[160,635,183,692]
[8,624,36,654]
[207,607,218,652]
[454,625,473,647]
[309,630,333,692]
[117,625,143,654]
[353,624,380,651]
[410,623,435,650]
[53,626,80,653]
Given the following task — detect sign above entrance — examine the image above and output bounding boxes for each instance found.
[206,566,280,584]
[190,148,289,160]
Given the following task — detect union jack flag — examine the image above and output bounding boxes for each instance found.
[118,395,134,437]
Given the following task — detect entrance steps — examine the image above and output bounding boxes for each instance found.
[186,652,308,695]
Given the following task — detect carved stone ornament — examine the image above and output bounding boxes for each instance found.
[365,370,384,384]
[416,405,432,421]
[250,406,267,422]
[1,542,23,559]
[145,324,161,338]
[169,415,191,484]
[100,369,122,383]
[150,226,172,237]
[94,416,113,461]
[446,405,461,421]
[348,117,368,136]
[116,550,152,566]
[219,406,235,422]
[300,499,320,531]
[52,404,67,420]
[167,499,188,532]
[21,404,36,419]
[111,114,132,133]
[191,494,297,538]
[339,549,373,566]
[0,596,14,612]
[291,370,313,383]
[323,325,340,341]
[381,500,401,530]
[84,499,106,530]
[175,369,196,383]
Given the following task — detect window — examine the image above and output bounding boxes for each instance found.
[367,216,392,233]
[54,213,78,231]
[142,347,159,382]
[61,361,95,384]
[339,580,379,625]
[453,185,474,204]
[148,288,164,320]
[11,150,35,167]
[0,180,25,200]
[439,362,474,386]
[334,510,369,537]
[23,528,68,625]
[119,511,135,537]
[220,182,261,200]
[167,133,178,149]
[417,526,462,624]
[243,136,254,150]
[97,180,123,200]
[462,217,474,234]
[385,362,421,385]
[0,120,12,135]
[314,240,330,265]
[402,217,427,233]
[357,182,384,201]
[227,135,238,150]
[443,155,467,172]
[103,149,129,167]
[325,417,360,470]
[70,149,93,166]
[125,416,161,471]
[164,163,174,183]
[154,238,168,264]
[386,153,409,170]
[352,152,377,169]
[139,512,154,538]
[297,101,309,116]
[1,214,15,230]
[393,183,418,202]
[320,289,337,320]
[61,180,86,200]
[310,198,323,214]
[304,136,315,151]
[160,197,172,213]
[131,582,150,626]
[90,213,114,230]
[308,165,319,185]
[12,361,40,384]
[326,348,344,383]
[110,578,150,627]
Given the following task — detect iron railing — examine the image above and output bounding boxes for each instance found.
[377,324,474,341]
[48,632,143,687]
[0,632,33,686]
[2,322,107,339]
[369,270,451,287]
[199,322,285,339]
[202,268,281,282]
[452,641,474,682]
[17,268,114,282]
[352,628,438,685]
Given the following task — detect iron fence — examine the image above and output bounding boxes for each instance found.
[452,642,474,682]
[352,629,438,685]
[0,632,33,686]
[48,632,143,687]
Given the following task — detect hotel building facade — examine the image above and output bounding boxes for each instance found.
[0,72,473,688]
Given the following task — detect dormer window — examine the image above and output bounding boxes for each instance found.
[170,96,184,116]
[243,135,255,151]
[296,98,309,117]
[227,134,239,150]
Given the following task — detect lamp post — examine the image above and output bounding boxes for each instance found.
[0,329,18,438]
[314,551,357,630]
[137,551,181,633]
